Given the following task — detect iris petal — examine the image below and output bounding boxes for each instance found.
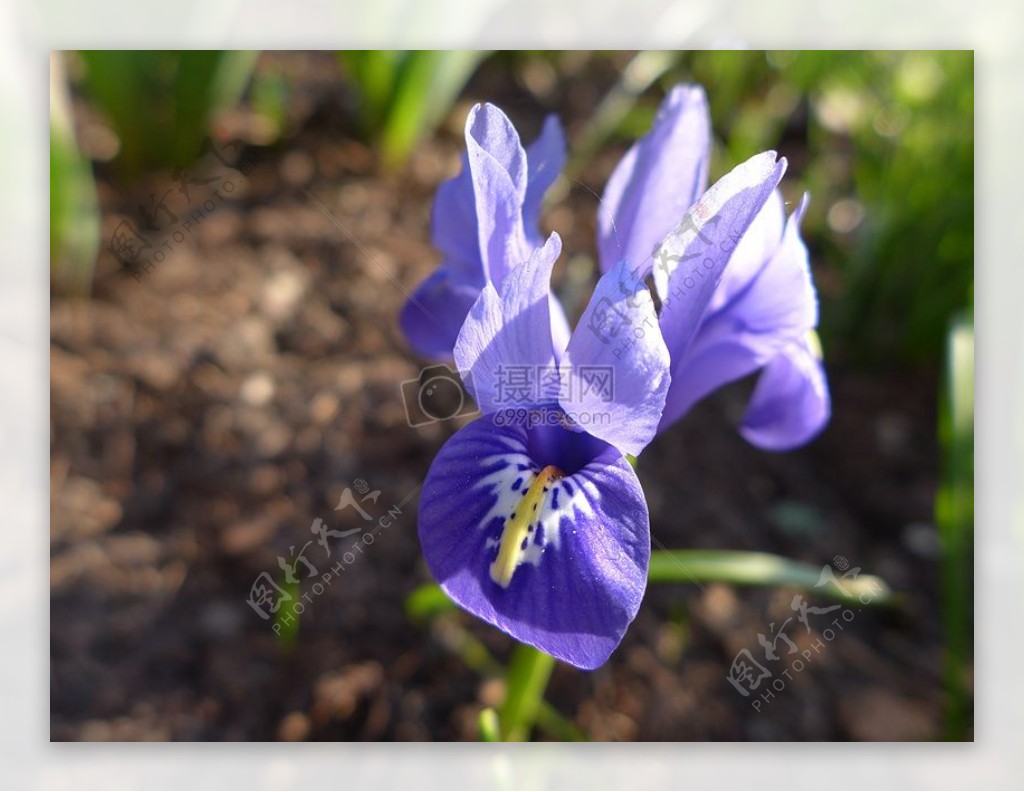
[740,336,831,450]
[418,414,650,669]
[653,151,787,360]
[464,103,534,286]
[709,193,815,336]
[454,234,561,413]
[399,269,482,360]
[523,115,567,247]
[707,189,787,316]
[659,194,826,436]
[404,105,568,361]
[598,85,711,275]
[561,259,671,457]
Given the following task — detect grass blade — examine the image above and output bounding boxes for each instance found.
[649,549,893,606]
[936,313,974,738]
[51,52,100,296]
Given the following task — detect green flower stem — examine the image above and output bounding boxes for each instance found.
[429,616,585,741]
[500,644,556,742]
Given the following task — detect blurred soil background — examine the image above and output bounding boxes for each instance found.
[50,50,974,740]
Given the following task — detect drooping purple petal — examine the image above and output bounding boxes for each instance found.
[418,414,650,669]
[399,269,484,360]
[560,259,670,457]
[658,338,765,431]
[597,85,711,274]
[654,151,787,366]
[739,336,830,450]
[454,234,562,413]
[523,115,566,246]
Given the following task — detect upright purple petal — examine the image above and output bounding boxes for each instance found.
[654,151,787,365]
[708,193,815,336]
[454,234,561,413]
[430,155,484,287]
[418,415,649,669]
[523,115,566,246]
[464,103,534,286]
[707,190,787,315]
[549,292,572,358]
[560,259,670,457]
[597,85,711,274]
[404,105,568,361]
[427,102,535,289]
[739,336,830,450]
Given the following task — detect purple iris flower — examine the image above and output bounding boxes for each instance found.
[400,103,569,360]
[417,149,787,668]
[598,84,831,449]
[409,85,828,667]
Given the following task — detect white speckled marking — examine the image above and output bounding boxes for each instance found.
[474,444,597,585]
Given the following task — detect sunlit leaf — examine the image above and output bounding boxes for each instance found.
[649,549,892,606]
[337,50,487,170]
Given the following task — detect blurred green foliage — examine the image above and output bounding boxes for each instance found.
[51,54,99,296]
[337,50,486,170]
[937,313,974,739]
[677,50,974,365]
[273,573,301,653]
[77,50,258,176]
[477,708,501,741]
